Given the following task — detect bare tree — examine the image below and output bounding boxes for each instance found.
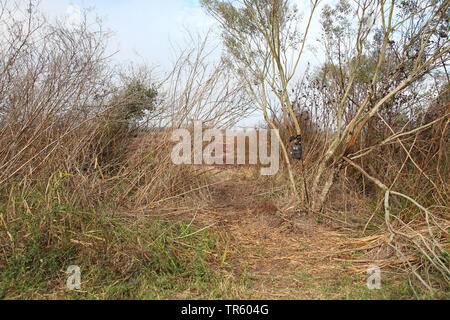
[201,0,320,200]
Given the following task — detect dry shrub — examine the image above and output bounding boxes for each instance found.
[0,2,243,298]
[270,70,449,294]
[0,2,240,211]
[108,131,210,211]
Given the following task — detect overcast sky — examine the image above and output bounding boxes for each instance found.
[39,0,325,69]
[38,0,326,127]
[39,0,217,70]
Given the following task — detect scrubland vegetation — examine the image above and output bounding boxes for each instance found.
[0,0,448,299]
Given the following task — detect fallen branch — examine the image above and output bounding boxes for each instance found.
[343,157,449,294]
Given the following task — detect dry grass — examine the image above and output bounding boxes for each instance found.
[175,166,421,299]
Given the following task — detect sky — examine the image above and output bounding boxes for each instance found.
[38,0,326,69]
[39,0,217,70]
[37,0,326,127]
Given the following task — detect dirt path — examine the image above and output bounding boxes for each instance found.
[194,168,383,299]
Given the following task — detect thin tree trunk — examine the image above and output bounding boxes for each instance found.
[312,167,337,212]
